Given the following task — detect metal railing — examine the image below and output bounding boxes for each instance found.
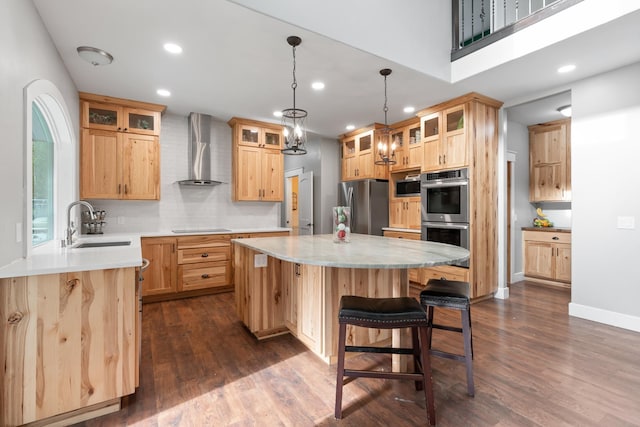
[452,0,583,60]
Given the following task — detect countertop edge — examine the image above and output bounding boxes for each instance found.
[521,227,571,233]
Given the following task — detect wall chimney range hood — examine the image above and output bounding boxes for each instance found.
[178,112,222,186]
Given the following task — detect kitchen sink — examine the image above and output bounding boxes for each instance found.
[73,241,131,248]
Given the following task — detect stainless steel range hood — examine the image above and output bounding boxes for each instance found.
[178,112,222,186]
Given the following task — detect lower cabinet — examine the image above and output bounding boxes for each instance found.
[0,268,136,426]
[523,229,571,286]
[142,231,290,302]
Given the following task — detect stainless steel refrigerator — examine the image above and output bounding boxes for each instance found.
[338,179,389,236]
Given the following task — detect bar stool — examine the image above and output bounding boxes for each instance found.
[420,278,474,396]
[335,295,436,426]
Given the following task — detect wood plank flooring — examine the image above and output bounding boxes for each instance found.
[74,282,640,426]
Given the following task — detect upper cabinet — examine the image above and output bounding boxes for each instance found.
[229,117,284,202]
[528,118,571,202]
[419,105,467,172]
[340,124,388,181]
[389,118,423,172]
[79,92,165,200]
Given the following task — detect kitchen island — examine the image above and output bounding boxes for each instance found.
[233,234,469,371]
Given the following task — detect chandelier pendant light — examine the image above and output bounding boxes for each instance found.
[281,36,308,155]
[375,68,396,165]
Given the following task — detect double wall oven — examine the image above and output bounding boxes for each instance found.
[420,168,469,267]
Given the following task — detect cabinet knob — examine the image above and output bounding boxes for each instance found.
[201,253,209,258]
[201,274,210,279]
[552,236,559,240]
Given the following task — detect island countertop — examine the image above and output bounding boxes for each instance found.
[232,233,469,269]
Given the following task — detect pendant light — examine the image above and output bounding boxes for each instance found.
[375,68,396,165]
[281,36,307,155]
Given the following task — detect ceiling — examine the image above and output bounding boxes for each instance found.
[32,1,640,136]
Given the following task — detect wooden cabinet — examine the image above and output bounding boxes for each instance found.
[177,235,232,292]
[141,237,177,297]
[388,198,421,230]
[523,230,571,286]
[390,118,423,171]
[528,119,571,202]
[79,92,165,200]
[1,268,136,426]
[340,124,388,181]
[420,105,467,172]
[229,117,284,201]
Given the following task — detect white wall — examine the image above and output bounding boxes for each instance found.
[90,113,280,232]
[0,0,78,266]
[568,62,640,331]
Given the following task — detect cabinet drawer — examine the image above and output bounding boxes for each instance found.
[178,261,231,291]
[177,235,231,249]
[384,230,421,240]
[421,265,469,282]
[178,246,230,264]
[523,230,571,244]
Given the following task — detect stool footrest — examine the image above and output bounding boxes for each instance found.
[431,349,466,362]
[345,345,415,355]
[431,323,463,333]
[343,369,425,382]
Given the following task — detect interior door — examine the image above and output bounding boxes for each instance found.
[297,171,314,235]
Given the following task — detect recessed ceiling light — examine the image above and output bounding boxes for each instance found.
[557,105,572,117]
[77,46,113,66]
[163,43,183,54]
[273,111,283,118]
[403,106,415,113]
[346,124,355,131]
[156,89,171,97]
[311,82,325,90]
[557,64,576,73]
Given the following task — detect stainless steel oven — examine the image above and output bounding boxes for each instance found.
[421,168,470,267]
[420,168,469,223]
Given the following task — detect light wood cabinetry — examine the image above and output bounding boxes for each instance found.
[177,235,232,292]
[79,92,165,200]
[340,124,388,181]
[141,231,289,302]
[523,229,571,286]
[141,237,177,297]
[1,268,136,426]
[389,118,423,172]
[229,117,284,201]
[388,198,421,229]
[528,118,571,202]
[383,230,422,283]
[416,93,503,299]
[420,105,467,172]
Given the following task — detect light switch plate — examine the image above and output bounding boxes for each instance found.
[617,216,635,229]
[254,253,268,268]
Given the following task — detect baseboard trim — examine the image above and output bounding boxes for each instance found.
[494,286,509,299]
[568,302,640,333]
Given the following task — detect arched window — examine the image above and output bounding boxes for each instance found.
[32,103,55,246]
[24,80,76,257]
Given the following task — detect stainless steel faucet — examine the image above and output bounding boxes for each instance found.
[66,200,96,245]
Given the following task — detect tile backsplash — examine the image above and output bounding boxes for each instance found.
[88,112,281,234]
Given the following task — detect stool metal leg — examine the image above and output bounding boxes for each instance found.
[461,307,475,396]
[334,323,347,419]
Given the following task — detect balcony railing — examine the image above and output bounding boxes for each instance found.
[452,0,583,60]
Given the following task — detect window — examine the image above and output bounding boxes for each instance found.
[24,79,75,257]
[32,103,55,246]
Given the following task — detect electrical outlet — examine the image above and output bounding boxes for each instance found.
[254,253,267,268]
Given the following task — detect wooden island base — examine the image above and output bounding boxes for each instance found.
[234,245,412,370]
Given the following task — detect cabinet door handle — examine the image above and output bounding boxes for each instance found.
[438,155,442,164]
[124,184,128,194]
[118,184,121,194]
[552,236,559,240]
[201,253,209,258]
[201,274,210,279]
[443,154,446,164]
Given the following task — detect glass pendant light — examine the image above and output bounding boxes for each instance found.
[375,68,396,165]
[281,36,308,155]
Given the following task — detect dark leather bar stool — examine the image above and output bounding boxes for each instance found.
[335,295,436,426]
[420,278,474,397]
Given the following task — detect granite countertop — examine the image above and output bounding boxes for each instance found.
[521,227,571,233]
[0,227,291,279]
[232,233,469,269]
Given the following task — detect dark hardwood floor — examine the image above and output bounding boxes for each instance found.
[75,282,640,426]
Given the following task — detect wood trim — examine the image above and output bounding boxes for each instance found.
[338,122,386,139]
[227,116,284,132]
[416,92,503,117]
[78,92,166,113]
